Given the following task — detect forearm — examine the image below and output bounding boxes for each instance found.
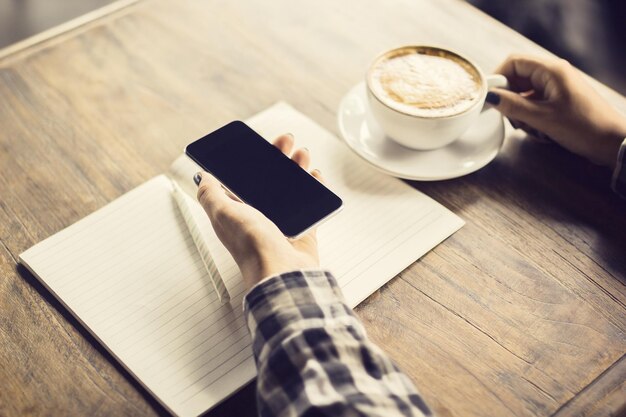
[244,270,431,417]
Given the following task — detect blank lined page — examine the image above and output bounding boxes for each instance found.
[20,102,463,417]
[20,176,253,417]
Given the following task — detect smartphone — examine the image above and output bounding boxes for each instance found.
[185,121,343,238]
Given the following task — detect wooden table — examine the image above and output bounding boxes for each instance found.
[1,1,625,416]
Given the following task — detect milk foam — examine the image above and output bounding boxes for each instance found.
[370,50,482,118]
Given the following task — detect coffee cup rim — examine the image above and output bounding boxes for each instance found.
[366,45,487,120]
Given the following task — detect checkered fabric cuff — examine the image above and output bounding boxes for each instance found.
[242,269,432,417]
[611,137,626,197]
[243,270,360,361]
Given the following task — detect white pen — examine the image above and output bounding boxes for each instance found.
[170,179,230,304]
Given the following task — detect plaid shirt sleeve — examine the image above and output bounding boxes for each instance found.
[611,137,626,197]
[243,270,432,417]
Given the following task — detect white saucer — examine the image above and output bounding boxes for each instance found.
[337,82,505,181]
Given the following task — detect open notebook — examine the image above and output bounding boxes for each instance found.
[19,103,464,417]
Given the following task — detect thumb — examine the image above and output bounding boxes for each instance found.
[488,88,545,127]
[195,171,230,218]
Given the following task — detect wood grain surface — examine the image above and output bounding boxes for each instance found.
[1,0,625,416]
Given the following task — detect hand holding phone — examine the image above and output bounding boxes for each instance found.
[185,121,343,238]
[191,133,333,288]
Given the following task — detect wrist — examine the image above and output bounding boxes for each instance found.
[239,254,317,290]
[238,254,269,289]
[580,114,626,168]
[596,125,626,169]
[256,258,316,286]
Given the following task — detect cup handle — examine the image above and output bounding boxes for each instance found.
[487,74,509,89]
[482,74,509,111]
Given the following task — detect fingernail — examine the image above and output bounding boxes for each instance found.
[193,172,202,186]
[486,91,500,105]
[285,133,294,139]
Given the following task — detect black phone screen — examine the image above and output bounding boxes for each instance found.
[185,121,343,237]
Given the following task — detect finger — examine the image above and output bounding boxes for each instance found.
[291,148,311,170]
[310,169,325,184]
[272,133,295,156]
[496,54,558,94]
[489,88,547,129]
[496,55,550,79]
[195,171,230,218]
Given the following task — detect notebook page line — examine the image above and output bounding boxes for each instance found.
[76,258,237,322]
[119,281,245,360]
[325,206,440,274]
[136,313,247,377]
[64,246,203,313]
[43,198,191,287]
[175,339,252,401]
[340,212,445,290]
[100,270,244,340]
[319,199,432,268]
[72,256,206,318]
[79,261,239,322]
[86,261,211,332]
[104,283,220,341]
[157,327,251,392]
[28,179,170,268]
[112,286,246,354]
[177,351,253,412]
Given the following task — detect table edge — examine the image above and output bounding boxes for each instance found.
[0,0,141,64]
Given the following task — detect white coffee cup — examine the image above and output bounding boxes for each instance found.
[366,46,508,150]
